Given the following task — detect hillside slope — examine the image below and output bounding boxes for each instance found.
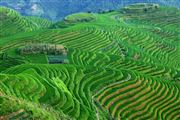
[0,7,52,37]
[0,3,180,120]
[0,0,180,21]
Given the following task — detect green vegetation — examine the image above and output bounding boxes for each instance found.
[122,3,160,13]
[0,7,52,37]
[0,3,180,120]
[64,12,96,23]
[18,43,67,55]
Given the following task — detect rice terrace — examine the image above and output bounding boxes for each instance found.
[0,0,180,120]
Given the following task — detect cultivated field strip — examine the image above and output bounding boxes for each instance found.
[2,63,179,119]
[0,4,180,120]
[68,48,179,80]
[94,74,180,119]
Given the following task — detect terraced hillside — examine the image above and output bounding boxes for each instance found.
[0,3,180,120]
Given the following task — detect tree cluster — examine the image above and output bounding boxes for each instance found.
[18,44,67,55]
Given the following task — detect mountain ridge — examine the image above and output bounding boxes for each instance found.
[0,0,180,21]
